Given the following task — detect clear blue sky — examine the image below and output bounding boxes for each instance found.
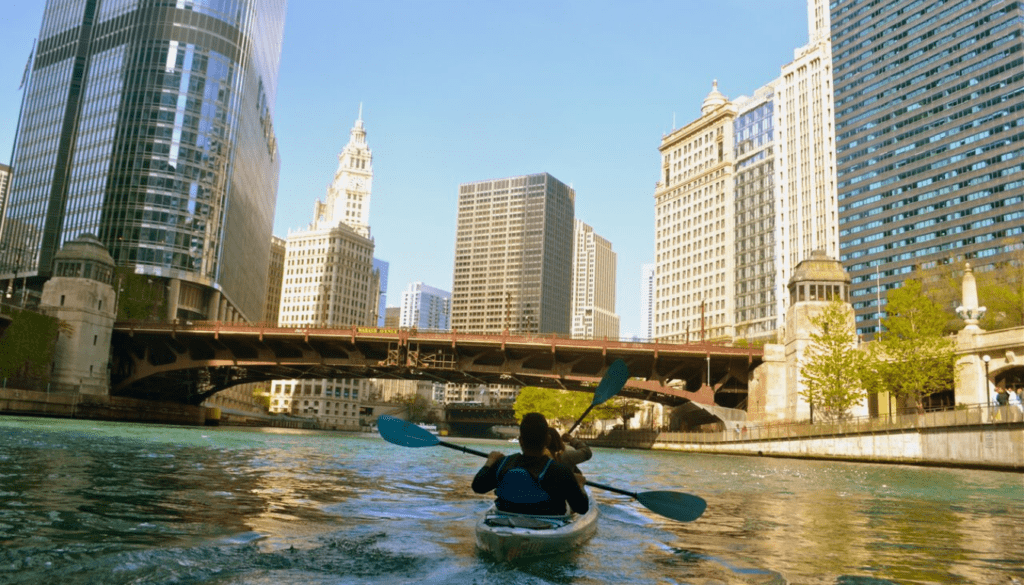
[0,1,809,336]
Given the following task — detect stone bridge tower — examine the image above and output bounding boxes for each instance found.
[782,250,863,421]
[38,234,116,395]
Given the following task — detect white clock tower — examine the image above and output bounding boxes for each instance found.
[314,105,373,236]
[273,105,380,430]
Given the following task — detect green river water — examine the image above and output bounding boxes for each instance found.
[0,416,1021,584]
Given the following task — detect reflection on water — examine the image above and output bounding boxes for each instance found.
[1,416,1022,584]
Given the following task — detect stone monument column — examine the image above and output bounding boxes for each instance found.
[955,263,990,406]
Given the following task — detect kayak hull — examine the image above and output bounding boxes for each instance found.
[474,496,598,561]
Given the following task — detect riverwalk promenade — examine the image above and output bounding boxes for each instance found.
[581,403,1024,472]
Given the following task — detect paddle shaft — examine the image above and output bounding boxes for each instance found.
[435,439,637,499]
[565,359,629,436]
[565,404,595,436]
[438,439,490,458]
[376,415,706,523]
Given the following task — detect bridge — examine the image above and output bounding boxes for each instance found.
[110,322,764,412]
[444,403,518,437]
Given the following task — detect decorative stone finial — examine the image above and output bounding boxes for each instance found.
[956,262,986,329]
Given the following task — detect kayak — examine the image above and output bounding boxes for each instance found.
[474,495,598,561]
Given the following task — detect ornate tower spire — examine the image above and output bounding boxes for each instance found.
[313,107,374,236]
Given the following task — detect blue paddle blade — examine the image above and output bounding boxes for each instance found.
[377,415,441,448]
[593,359,629,405]
[635,490,707,522]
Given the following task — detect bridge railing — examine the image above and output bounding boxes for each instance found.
[113,319,757,350]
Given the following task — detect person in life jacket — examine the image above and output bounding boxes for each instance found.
[544,427,592,489]
[472,412,590,516]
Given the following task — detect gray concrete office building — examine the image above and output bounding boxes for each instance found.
[830,0,1024,336]
[0,0,287,322]
[451,173,575,335]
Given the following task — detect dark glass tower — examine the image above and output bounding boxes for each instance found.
[830,0,1024,336]
[0,0,286,321]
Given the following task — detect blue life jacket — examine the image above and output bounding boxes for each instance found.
[494,454,553,504]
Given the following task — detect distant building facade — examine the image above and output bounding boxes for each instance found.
[373,258,388,326]
[570,219,619,339]
[830,0,1024,336]
[451,173,575,334]
[263,235,285,324]
[384,306,401,328]
[443,383,517,405]
[640,263,655,340]
[0,164,10,223]
[0,0,287,323]
[400,282,451,330]
[370,379,444,404]
[655,1,838,345]
[270,112,377,430]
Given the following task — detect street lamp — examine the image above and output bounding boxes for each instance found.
[982,354,991,419]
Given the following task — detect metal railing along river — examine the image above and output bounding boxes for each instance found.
[580,401,1023,446]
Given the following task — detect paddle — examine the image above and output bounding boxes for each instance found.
[565,359,630,436]
[376,414,707,523]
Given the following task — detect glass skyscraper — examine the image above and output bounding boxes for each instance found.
[831,0,1024,336]
[0,0,287,322]
[733,89,778,342]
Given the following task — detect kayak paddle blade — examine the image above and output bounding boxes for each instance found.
[592,359,629,406]
[635,490,707,523]
[377,415,441,448]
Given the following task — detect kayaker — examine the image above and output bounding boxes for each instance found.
[545,428,591,489]
[472,412,589,516]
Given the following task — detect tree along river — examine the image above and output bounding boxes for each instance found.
[0,416,1021,585]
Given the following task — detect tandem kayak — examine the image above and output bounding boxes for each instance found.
[474,495,598,561]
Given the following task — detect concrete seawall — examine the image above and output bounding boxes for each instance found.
[0,388,212,426]
[653,425,1023,472]
[584,407,1024,472]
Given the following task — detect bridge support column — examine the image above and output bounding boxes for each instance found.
[166,278,180,322]
[747,344,786,423]
[207,290,221,321]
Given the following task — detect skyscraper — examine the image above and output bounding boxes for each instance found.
[830,0,1024,336]
[654,83,738,343]
[0,0,287,322]
[400,282,451,330]
[732,84,780,343]
[732,18,838,344]
[270,112,376,430]
[655,1,839,344]
[570,219,619,340]
[451,173,575,335]
[276,113,376,329]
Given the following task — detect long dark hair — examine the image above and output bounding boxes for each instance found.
[546,427,565,454]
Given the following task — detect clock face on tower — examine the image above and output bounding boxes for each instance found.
[351,176,366,191]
